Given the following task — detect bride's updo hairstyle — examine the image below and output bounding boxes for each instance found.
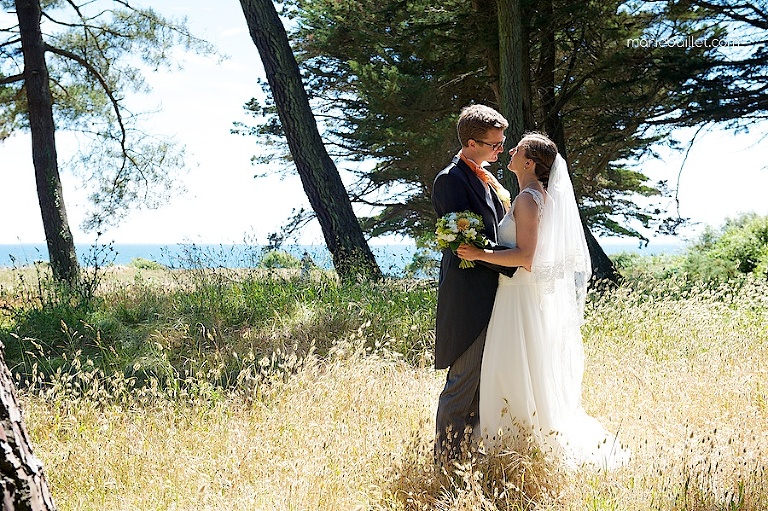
[520,132,558,189]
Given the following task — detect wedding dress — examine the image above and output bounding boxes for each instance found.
[478,157,629,470]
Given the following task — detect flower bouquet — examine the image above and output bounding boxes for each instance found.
[435,211,489,268]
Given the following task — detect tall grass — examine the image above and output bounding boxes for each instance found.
[578,275,768,510]
[3,264,768,510]
[1,264,436,385]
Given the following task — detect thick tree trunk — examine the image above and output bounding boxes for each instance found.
[15,0,79,286]
[496,0,525,196]
[239,0,382,282]
[583,223,621,285]
[16,0,80,285]
[534,0,619,285]
[538,0,566,152]
[0,343,57,510]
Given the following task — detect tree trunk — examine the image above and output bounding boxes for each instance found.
[15,0,79,286]
[238,0,382,282]
[583,223,621,285]
[535,0,619,285]
[0,343,57,510]
[538,0,566,152]
[496,0,526,196]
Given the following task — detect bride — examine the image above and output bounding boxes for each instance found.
[457,133,629,469]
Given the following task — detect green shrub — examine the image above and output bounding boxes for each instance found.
[128,257,167,270]
[684,213,768,282]
[611,251,686,283]
[1,266,437,392]
[258,250,301,269]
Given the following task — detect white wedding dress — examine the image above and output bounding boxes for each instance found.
[479,186,629,470]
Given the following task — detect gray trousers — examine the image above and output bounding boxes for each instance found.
[434,326,487,463]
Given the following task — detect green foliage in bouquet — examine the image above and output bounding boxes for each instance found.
[435,211,489,269]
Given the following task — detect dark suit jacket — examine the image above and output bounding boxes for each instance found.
[432,155,515,369]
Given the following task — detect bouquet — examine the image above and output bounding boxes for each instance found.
[435,211,489,268]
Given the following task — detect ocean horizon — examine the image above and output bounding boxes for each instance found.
[0,243,417,275]
[0,241,686,274]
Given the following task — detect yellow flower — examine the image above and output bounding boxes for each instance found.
[456,218,471,232]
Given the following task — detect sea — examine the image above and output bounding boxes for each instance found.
[0,241,685,276]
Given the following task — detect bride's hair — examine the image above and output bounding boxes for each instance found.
[520,132,558,188]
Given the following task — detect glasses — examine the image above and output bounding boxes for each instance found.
[474,137,506,151]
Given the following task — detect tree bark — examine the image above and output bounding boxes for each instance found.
[535,0,619,285]
[583,223,621,285]
[538,0,566,152]
[15,0,79,286]
[496,0,526,196]
[238,0,382,282]
[0,343,57,510]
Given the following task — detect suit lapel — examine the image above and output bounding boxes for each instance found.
[456,157,488,209]
[489,189,504,224]
[455,156,500,235]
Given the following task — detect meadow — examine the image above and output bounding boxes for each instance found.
[1,257,767,510]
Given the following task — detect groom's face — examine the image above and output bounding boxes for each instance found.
[476,128,506,163]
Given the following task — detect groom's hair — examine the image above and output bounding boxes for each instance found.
[457,105,508,147]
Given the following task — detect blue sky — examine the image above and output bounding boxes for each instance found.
[1,1,767,248]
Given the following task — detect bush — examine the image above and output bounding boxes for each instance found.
[684,213,768,282]
[258,249,302,269]
[402,237,440,280]
[0,265,436,391]
[611,251,687,283]
[128,257,167,270]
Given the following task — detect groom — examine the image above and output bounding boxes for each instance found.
[432,104,517,463]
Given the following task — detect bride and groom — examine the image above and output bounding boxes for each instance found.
[432,104,628,469]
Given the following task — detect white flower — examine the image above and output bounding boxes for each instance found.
[435,211,488,269]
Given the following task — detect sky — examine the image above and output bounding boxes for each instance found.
[1,1,767,249]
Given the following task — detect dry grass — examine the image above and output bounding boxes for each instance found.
[16,275,768,510]
[24,346,441,510]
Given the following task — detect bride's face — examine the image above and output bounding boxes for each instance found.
[507,141,530,175]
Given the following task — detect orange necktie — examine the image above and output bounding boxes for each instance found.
[458,152,493,185]
[458,152,511,210]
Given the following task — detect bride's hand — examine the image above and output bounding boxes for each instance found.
[457,244,483,261]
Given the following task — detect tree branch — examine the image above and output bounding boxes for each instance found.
[675,123,710,219]
[692,0,768,29]
[40,10,126,38]
[0,73,24,85]
[44,43,129,187]
[1,37,21,49]
[64,0,111,23]
[43,44,125,142]
[41,10,88,29]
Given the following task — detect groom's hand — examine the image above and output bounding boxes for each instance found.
[479,245,518,277]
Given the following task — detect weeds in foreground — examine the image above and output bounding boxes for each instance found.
[1,265,436,388]
[6,267,768,509]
